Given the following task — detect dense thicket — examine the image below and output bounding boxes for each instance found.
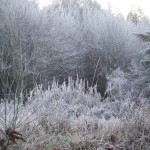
[0,0,150,101]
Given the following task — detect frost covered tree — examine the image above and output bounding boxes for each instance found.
[0,0,41,100]
[127,7,149,25]
[127,8,144,24]
[136,32,150,98]
[36,0,145,97]
[0,0,148,100]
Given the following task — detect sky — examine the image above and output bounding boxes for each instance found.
[37,0,150,18]
[98,0,150,18]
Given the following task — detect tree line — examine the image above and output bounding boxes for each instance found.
[0,0,150,102]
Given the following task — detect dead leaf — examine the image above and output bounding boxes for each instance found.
[0,139,6,150]
[5,128,26,144]
[110,134,116,143]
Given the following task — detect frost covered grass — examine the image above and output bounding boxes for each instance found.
[0,77,150,149]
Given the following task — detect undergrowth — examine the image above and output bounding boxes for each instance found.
[0,77,150,150]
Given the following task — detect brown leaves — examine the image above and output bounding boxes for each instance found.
[5,128,26,144]
[0,139,6,150]
[104,134,125,150]
[53,148,60,150]
[0,128,26,150]
[110,134,116,143]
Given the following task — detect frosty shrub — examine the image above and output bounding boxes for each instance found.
[106,68,130,101]
[1,77,150,149]
[0,98,38,149]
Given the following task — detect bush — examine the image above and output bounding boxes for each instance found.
[0,77,150,149]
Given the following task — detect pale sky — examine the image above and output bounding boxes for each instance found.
[98,0,150,18]
[37,0,150,18]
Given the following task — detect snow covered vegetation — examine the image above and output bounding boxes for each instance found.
[0,78,150,149]
[0,0,150,149]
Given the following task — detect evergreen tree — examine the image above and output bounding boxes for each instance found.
[136,32,150,98]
